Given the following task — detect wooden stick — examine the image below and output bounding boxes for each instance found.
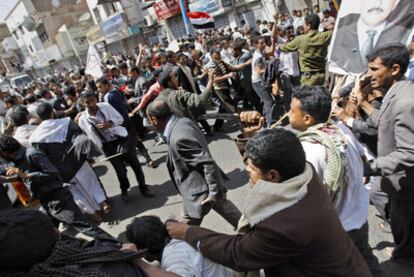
[97,152,124,163]
[270,112,288,129]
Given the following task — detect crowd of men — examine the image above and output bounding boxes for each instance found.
[1,3,414,276]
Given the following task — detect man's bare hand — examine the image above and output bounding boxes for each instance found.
[96,121,113,129]
[121,243,139,253]
[201,194,216,206]
[239,111,265,138]
[165,221,190,240]
[6,167,29,179]
[331,107,349,123]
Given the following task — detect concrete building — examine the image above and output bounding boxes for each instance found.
[4,0,92,76]
[85,0,147,56]
[0,23,14,75]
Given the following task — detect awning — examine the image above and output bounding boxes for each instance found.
[97,0,121,4]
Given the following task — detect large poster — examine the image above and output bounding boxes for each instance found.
[100,13,129,44]
[328,0,414,75]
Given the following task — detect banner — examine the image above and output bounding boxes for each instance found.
[100,13,129,44]
[85,44,103,78]
[188,12,215,29]
[328,0,414,75]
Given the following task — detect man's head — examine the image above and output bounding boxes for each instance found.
[304,14,320,32]
[323,9,331,18]
[3,96,16,110]
[158,66,180,90]
[110,67,120,78]
[11,105,30,127]
[233,39,246,58]
[210,46,222,62]
[176,53,187,66]
[313,5,320,13]
[245,128,306,185]
[36,88,53,100]
[220,36,232,49]
[360,0,399,27]
[0,209,57,270]
[95,77,112,94]
[25,94,36,104]
[36,102,54,121]
[125,216,168,262]
[285,26,295,41]
[128,66,140,80]
[147,99,173,132]
[366,43,409,91]
[63,85,77,101]
[80,90,99,115]
[0,135,22,161]
[166,51,177,64]
[119,62,128,75]
[253,36,267,51]
[288,86,331,132]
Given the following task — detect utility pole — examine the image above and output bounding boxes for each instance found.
[178,0,193,37]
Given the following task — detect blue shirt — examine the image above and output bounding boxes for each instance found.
[162,115,176,144]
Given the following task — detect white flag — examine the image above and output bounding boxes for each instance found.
[85,44,103,78]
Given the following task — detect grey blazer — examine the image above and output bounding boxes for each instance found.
[166,117,227,217]
[375,81,414,199]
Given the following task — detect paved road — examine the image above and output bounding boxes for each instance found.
[96,122,413,276]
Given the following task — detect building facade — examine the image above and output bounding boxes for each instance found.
[3,0,92,76]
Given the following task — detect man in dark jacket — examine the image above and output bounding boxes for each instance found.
[0,135,102,237]
[166,128,371,276]
[147,100,241,227]
[0,209,177,277]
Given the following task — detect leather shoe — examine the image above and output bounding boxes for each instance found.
[121,190,128,201]
[139,186,155,197]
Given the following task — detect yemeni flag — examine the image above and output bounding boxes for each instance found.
[187,12,215,29]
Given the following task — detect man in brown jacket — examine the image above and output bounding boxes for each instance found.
[167,128,371,276]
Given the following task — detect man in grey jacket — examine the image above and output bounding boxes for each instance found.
[147,100,241,227]
[366,43,414,263]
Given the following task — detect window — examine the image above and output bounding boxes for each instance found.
[111,3,117,13]
[37,24,49,44]
[29,45,33,52]
[13,31,19,39]
[93,7,102,23]
[19,25,25,34]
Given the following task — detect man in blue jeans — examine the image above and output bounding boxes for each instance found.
[251,36,276,127]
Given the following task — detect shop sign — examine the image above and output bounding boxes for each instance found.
[154,0,182,21]
[100,13,129,43]
[188,0,231,13]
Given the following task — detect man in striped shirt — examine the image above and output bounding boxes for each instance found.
[206,46,251,131]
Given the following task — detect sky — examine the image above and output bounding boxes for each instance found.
[0,0,19,23]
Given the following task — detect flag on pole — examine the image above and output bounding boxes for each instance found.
[85,44,103,78]
[187,12,215,29]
